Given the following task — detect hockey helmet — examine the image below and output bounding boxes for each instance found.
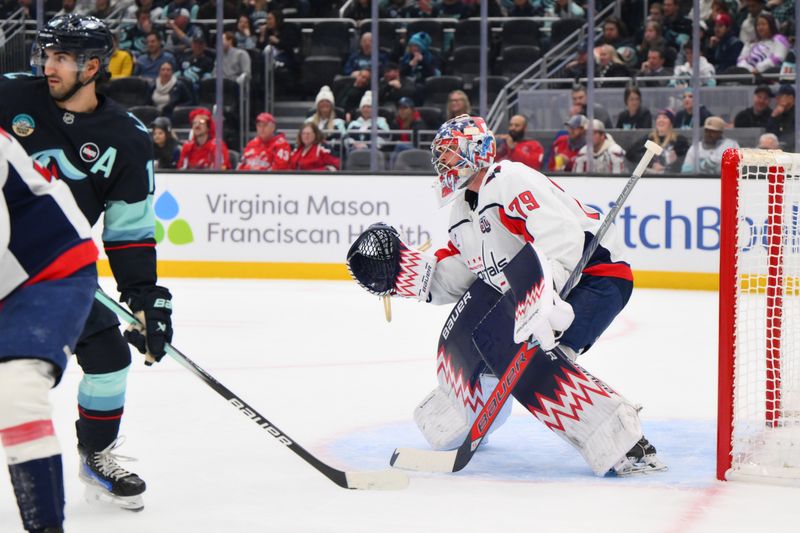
[430,114,496,207]
[31,15,114,72]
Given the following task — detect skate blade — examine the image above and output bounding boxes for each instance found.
[613,455,668,477]
[84,485,144,512]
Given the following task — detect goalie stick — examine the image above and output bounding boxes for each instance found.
[390,140,663,473]
[94,290,409,491]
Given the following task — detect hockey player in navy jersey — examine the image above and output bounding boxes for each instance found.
[0,129,98,533]
[348,115,666,476]
[0,15,173,511]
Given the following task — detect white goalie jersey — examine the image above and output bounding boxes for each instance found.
[428,160,631,305]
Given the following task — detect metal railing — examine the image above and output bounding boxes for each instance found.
[0,10,29,75]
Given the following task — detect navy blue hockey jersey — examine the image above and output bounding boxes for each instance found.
[0,75,157,298]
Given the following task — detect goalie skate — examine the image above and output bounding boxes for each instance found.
[79,437,146,512]
[611,437,668,476]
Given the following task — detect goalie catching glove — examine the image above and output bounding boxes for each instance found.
[511,244,574,351]
[122,285,173,364]
[346,223,436,302]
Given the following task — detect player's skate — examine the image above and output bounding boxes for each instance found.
[611,436,667,476]
[79,436,146,511]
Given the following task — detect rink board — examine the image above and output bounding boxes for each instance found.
[94,173,736,290]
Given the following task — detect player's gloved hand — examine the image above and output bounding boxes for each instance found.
[123,286,173,364]
[515,291,574,351]
[510,244,575,351]
[346,222,436,302]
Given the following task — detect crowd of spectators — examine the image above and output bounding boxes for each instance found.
[4,0,797,173]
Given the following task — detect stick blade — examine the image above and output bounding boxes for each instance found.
[389,447,458,473]
[344,469,409,490]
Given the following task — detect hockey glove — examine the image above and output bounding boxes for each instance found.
[346,222,436,302]
[123,286,173,364]
[511,245,575,351]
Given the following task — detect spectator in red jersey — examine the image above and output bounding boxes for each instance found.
[177,108,231,169]
[546,114,587,172]
[287,123,340,172]
[495,114,545,170]
[238,112,292,171]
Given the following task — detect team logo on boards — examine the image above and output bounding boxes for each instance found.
[154,191,194,245]
[79,143,100,163]
[11,114,35,137]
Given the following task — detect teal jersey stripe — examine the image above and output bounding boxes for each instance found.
[103,197,155,242]
[78,366,129,411]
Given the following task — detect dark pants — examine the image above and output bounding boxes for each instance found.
[560,275,633,354]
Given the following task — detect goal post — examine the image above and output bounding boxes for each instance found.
[718,148,800,486]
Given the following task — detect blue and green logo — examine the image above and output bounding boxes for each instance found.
[154,191,194,245]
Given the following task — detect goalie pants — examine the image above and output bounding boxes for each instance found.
[559,274,633,354]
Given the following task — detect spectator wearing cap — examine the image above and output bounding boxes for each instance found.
[707,13,744,72]
[134,31,177,79]
[616,86,652,130]
[151,117,182,170]
[346,91,390,151]
[547,114,587,172]
[757,132,781,149]
[400,32,441,99]
[737,13,789,74]
[217,31,251,81]
[673,88,713,129]
[670,41,717,87]
[734,85,773,128]
[574,119,626,174]
[344,32,388,77]
[681,116,740,174]
[627,108,689,174]
[392,97,424,145]
[767,84,795,147]
[164,0,199,20]
[150,61,193,117]
[178,108,232,170]
[177,33,214,96]
[495,114,545,170]
[288,123,340,172]
[389,97,424,166]
[165,8,203,57]
[306,85,346,145]
[238,113,292,171]
[379,63,415,106]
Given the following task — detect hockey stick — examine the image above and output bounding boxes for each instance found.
[390,140,663,473]
[94,290,409,490]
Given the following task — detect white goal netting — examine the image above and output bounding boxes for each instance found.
[721,149,800,486]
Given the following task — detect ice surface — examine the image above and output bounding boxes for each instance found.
[1,279,798,532]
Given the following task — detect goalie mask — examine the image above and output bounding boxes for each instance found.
[430,114,496,207]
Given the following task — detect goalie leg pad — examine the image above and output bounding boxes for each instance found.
[414,375,512,451]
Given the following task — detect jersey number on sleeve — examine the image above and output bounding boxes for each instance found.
[507,191,540,219]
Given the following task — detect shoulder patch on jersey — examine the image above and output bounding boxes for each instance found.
[11,114,35,137]
[484,165,501,184]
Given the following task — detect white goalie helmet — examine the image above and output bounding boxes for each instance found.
[430,114,496,206]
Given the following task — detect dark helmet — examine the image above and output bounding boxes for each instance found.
[32,15,114,72]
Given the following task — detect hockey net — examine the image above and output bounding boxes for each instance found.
[718,148,800,486]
